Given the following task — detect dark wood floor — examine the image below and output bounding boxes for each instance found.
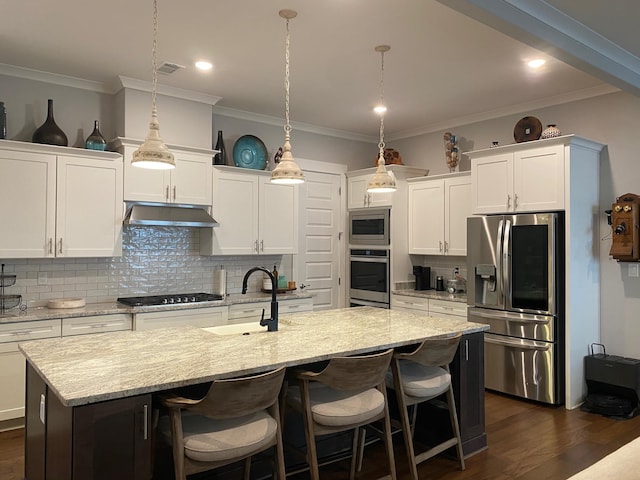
[2,391,639,479]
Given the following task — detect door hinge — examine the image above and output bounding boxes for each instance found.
[338,231,343,240]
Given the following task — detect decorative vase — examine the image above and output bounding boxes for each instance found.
[213,130,227,165]
[85,120,107,151]
[541,124,562,139]
[32,99,68,146]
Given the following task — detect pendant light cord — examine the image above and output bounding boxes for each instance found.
[151,0,159,118]
[378,49,386,158]
[284,16,292,140]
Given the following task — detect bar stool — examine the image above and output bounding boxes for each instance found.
[287,349,397,480]
[389,333,464,480]
[158,366,286,480]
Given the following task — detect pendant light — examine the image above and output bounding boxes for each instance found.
[271,9,304,185]
[132,0,175,170]
[367,45,396,193]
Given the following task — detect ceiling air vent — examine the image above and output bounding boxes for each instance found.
[157,62,185,75]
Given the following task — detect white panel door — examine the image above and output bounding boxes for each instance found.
[0,149,55,258]
[56,156,123,257]
[210,169,259,255]
[513,144,564,212]
[444,175,472,256]
[408,180,444,255]
[296,171,342,310]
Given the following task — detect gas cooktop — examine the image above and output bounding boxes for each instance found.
[117,293,224,307]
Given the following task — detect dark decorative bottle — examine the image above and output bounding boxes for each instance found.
[0,102,6,139]
[214,130,227,165]
[85,120,107,151]
[32,99,68,146]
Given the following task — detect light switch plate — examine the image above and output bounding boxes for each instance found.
[629,263,639,277]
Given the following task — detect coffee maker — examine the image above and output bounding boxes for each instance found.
[413,266,431,291]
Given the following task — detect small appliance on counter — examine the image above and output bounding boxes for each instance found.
[435,275,445,291]
[413,266,431,290]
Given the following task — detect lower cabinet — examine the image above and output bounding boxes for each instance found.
[0,319,61,423]
[133,306,228,330]
[25,363,152,480]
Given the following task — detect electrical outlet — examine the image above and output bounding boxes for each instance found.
[629,263,639,278]
[37,272,47,285]
[453,266,460,276]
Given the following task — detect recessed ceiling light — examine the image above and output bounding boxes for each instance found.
[374,105,387,115]
[527,59,546,69]
[195,61,213,71]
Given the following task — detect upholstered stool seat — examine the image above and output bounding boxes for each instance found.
[386,362,450,398]
[159,367,286,480]
[287,349,397,480]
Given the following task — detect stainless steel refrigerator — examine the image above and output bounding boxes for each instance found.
[467,212,564,405]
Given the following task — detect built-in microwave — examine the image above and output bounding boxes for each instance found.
[349,208,390,246]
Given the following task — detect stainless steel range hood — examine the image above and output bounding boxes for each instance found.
[123,202,219,227]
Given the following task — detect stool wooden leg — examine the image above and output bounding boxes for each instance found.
[300,382,321,480]
[380,384,398,480]
[446,387,465,470]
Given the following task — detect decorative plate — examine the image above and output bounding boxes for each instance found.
[232,135,268,170]
[513,116,542,143]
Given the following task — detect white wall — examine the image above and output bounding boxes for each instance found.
[393,90,640,360]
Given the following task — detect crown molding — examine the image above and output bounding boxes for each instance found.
[0,63,112,93]
[116,76,222,106]
[212,105,377,144]
[389,83,619,140]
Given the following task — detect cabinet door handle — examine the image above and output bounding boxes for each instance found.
[173,186,177,201]
[514,193,519,209]
[439,241,443,252]
[363,193,367,206]
[143,404,148,440]
[260,239,264,252]
[48,238,53,254]
[507,194,512,209]
[444,240,448,253]
[58,238,63,254]
[254,240,259,253]
[465,339,469,361]
[165,185,170,201]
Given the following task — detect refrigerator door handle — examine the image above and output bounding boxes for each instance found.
[485,334,550,351]
[502,219,511,306]
[496,219,504,297]
[469,308,551,324]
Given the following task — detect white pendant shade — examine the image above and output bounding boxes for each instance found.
[132,112,175,170]
[367,155,397,192]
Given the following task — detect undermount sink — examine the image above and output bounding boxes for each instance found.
[202,323,269,336]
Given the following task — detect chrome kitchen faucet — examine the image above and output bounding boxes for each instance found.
[241,267,279,332]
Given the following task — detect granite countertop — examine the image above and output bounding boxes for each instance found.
[0,291,312,324]
[19,306,488,407]
[392,289,467,303]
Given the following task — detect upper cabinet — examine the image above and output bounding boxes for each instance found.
[469,136,602,215]
[110,138,213,205]
[408,172,471,256]
[346,165,428,210]
[200,166,298,255]
[0,140,123,258]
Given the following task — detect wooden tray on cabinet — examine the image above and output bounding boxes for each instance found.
[261,287,297,294]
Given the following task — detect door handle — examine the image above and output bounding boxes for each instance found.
[260,239,264,252]
[300,283,310,290]
[165,185,170,202]
[507,194,511,209]
[58,238,63,254]
[173,186,177,202]
[439,241,443,252]
[514,193,519,209]
[143,404,149,440]
[444,240,448,253]
[48,238,53,254]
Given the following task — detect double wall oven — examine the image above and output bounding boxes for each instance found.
[348,208,391,308]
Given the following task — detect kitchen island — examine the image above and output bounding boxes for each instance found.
[20,307,488,480]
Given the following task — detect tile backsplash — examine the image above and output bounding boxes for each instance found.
[0,227,286,307]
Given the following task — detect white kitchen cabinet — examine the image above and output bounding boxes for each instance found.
[391,294,467,321]
[408,172,471,256]
[62,314,132,336]
[347,173,394,209]
[228,302,270,325]
[133,306,228,331]
[429,298,467,320]
[0,319,61,422]
[470,140,566,214]
[0,140,123,258]
[201,166,298,255]
[111,138,213,205]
